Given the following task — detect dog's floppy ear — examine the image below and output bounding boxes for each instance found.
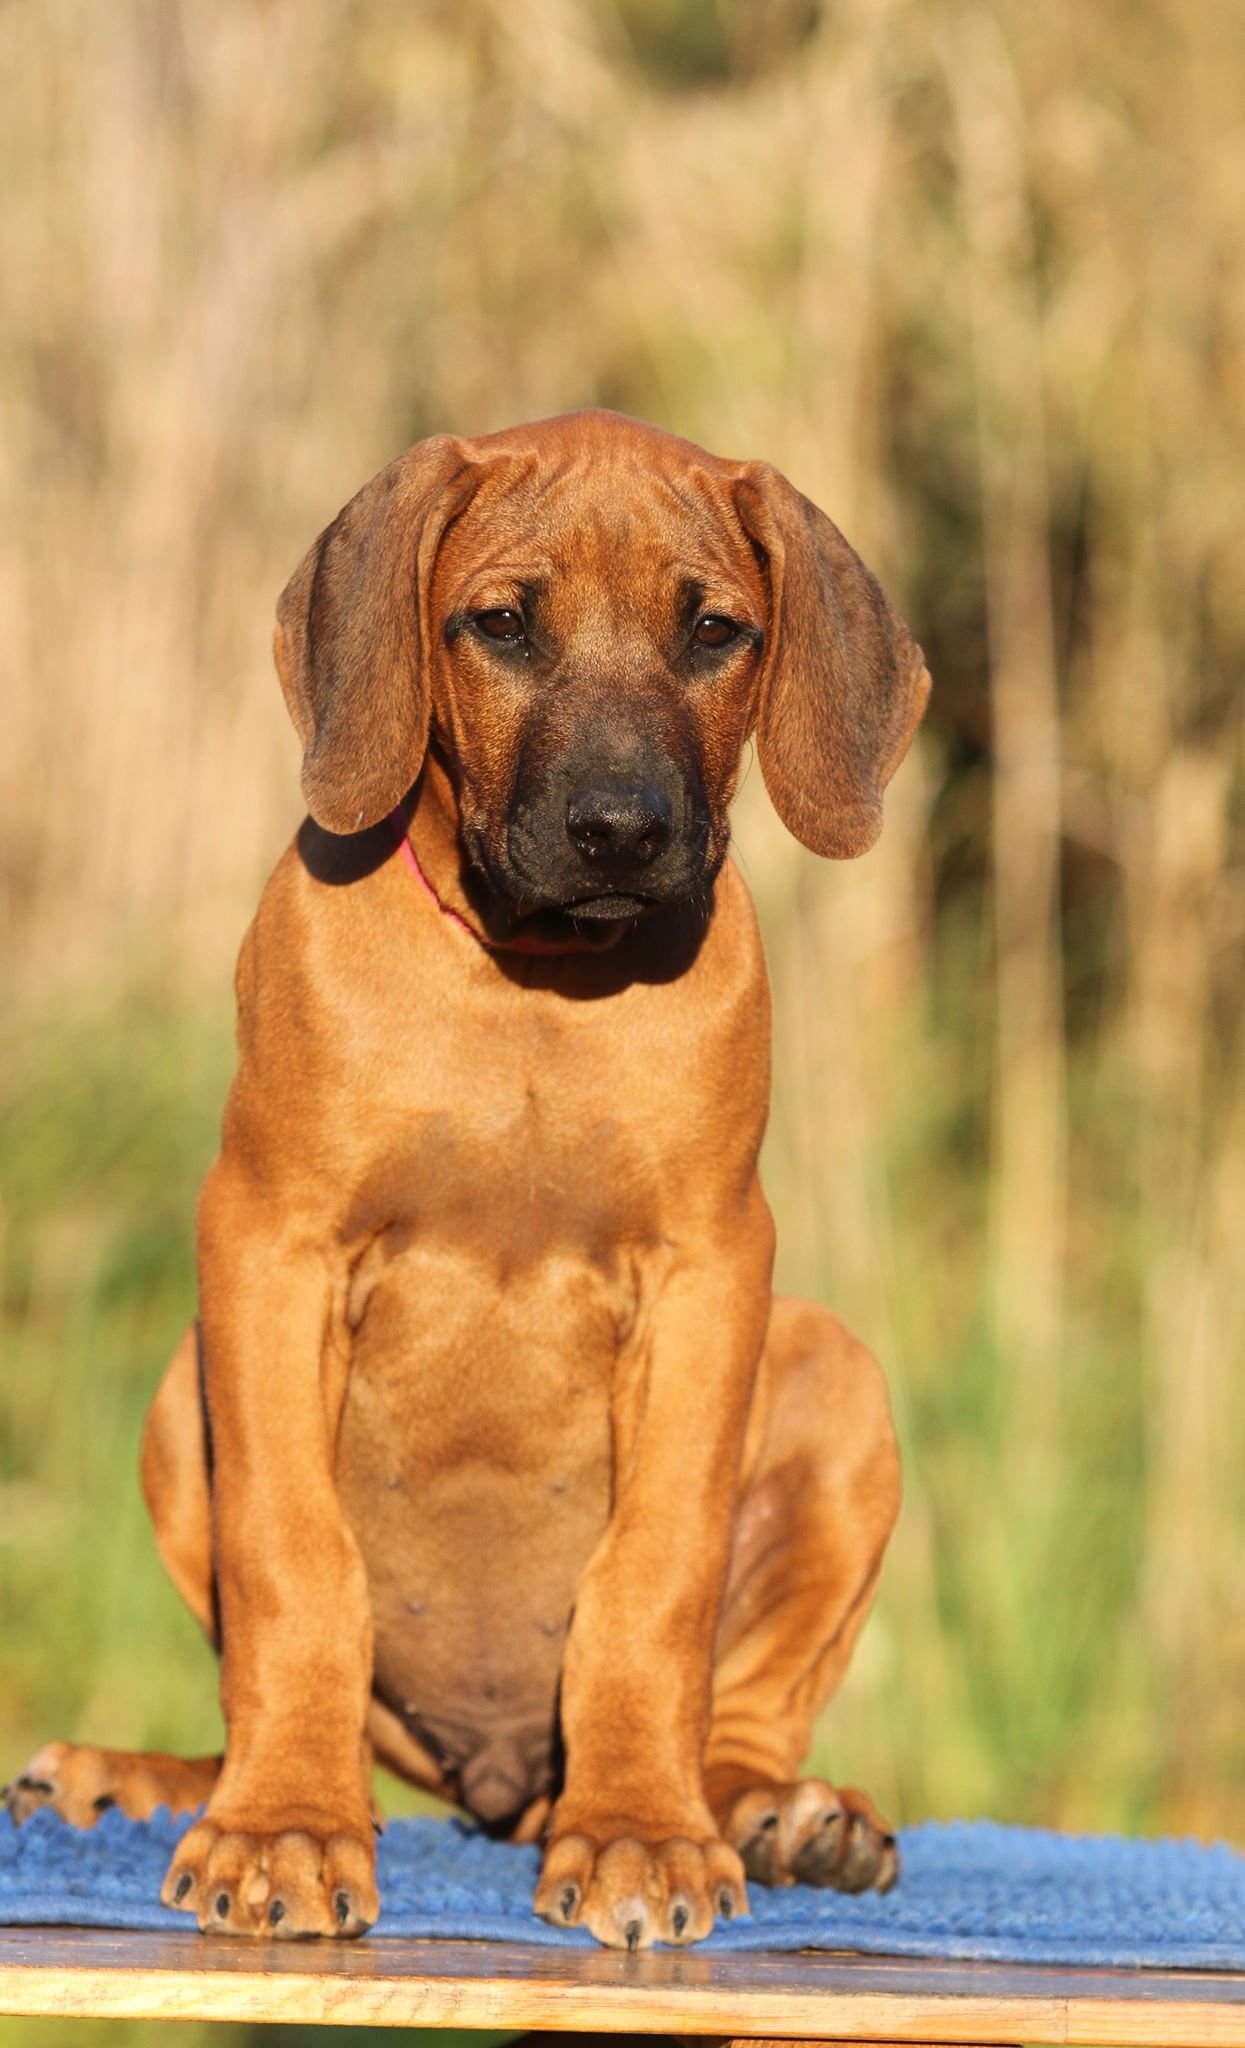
[735,464,930,858]
[273,436,475,836]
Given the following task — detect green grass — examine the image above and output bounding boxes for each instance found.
[1,982,232,1769]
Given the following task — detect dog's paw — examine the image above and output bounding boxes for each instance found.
[3,1740,215,1829]
[3,1742,70,1826]
[534,1828,748,1949]
[725,1778,898,1893]
[161,1816,378,1938]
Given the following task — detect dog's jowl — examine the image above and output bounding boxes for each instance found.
[6,410,929,1948]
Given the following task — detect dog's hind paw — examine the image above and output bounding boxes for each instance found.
[724,1777,898,1894]
[3,1751,63,1826]
[2,1739,218,1829]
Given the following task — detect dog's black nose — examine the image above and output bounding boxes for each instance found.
[566,787,672,869]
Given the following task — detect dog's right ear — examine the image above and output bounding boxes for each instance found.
[273,437,476,836]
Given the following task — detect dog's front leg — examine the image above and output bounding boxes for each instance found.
[160,1161,377,1939]
[534,1186,774,1950]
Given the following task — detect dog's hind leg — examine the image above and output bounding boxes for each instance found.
[140,1320,218,1638]
[703,1296,902,1895]
[3,1741,220,1828]
[4,1327,221,1829]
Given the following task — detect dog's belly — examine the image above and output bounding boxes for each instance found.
[335,1232,621,1821]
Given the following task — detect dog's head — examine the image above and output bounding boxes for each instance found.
[275,410,929,924]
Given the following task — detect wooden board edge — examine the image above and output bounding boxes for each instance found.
[2,1956,1245,2044]
[0,1964,1056,2039]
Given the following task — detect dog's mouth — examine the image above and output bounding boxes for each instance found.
[487,888,660,955]
[463,828,700,936]
[557,889,659,923]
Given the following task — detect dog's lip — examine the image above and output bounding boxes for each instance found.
[556,889,662,920]
[508,876,718,930]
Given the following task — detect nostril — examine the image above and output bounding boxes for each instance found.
[573,818,614,860]
[566,787,673,868]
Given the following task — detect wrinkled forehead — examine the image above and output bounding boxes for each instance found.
[433,435,764,626]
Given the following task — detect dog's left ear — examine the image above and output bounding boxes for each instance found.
[735,465,930,858]
[273,437,476,836]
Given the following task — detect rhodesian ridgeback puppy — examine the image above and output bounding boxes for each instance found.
[6,410,928,1949]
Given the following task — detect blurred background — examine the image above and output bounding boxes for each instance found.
[1,0,1243,2041]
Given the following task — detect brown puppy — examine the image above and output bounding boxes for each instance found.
[6,410,928,1950]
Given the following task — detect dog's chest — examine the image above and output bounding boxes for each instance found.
[346,988,672,1254]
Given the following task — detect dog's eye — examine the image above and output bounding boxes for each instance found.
[475,609,526,643]
[693,615,739,649]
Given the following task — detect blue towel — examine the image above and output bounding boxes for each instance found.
[3,1807,1244,1967]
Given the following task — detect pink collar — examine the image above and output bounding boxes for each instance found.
[387,810,627,957]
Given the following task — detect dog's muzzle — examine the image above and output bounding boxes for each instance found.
[501,773,712,920]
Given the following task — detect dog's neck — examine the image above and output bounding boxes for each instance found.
[392,755,633,958]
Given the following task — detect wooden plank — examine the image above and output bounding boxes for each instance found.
[0,1928,1244,2045]
[512,2036,1010,2048]
[515,2038,1011,2048]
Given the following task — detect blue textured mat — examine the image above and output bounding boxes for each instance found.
[3,1808,1244,1967]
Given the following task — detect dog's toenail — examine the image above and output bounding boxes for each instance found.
[269,1900,285,1927]
[92,1794,116,1813]
[173,1874,192,1904]
[625,1917,642,1952]
[671,1903,688,1937]
[215,1893,230,1918]
[717,1888,734,1919]
[334,1890,351,1927]
[559,1884,578,1920]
